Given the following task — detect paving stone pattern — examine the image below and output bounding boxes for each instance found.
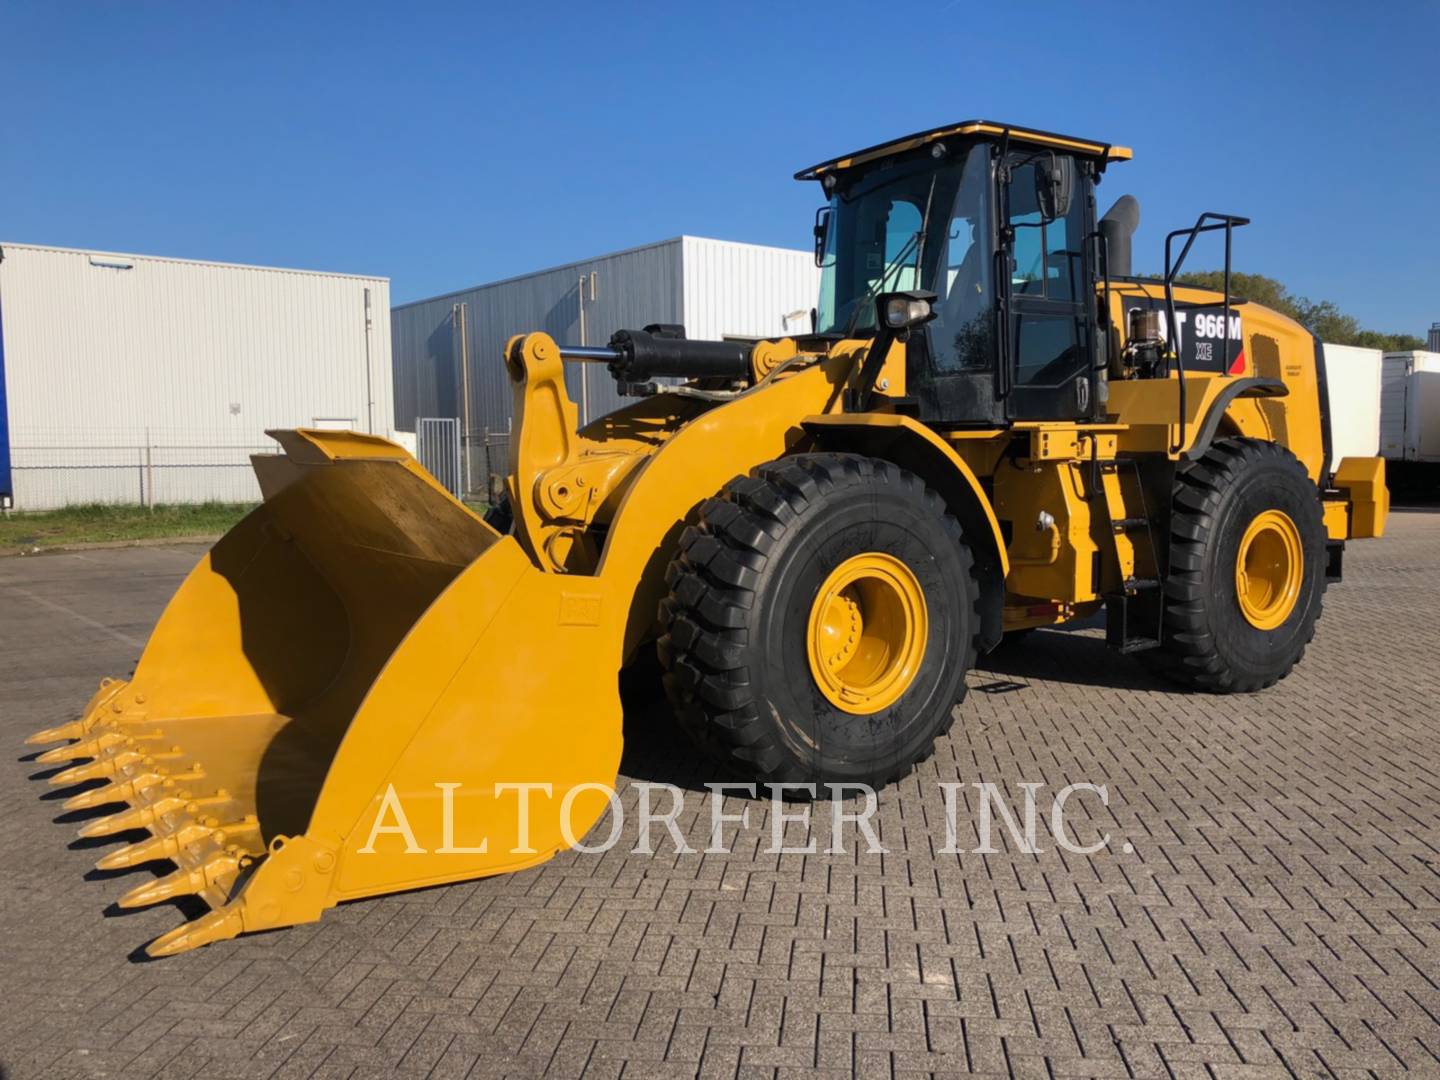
[2,512,1437,1078]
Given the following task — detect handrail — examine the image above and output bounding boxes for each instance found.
[1088,229,1112,375]
[1162,212,1250,453]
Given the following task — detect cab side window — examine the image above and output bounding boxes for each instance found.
[1008,166,1046,296]
[1006,161,1084,302]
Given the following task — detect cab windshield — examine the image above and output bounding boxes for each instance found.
[815,142,994,371]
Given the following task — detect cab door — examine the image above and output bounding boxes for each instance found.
[1000,154,1096,421]
[910,141,1005,426]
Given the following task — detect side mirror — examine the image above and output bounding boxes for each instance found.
[813,207,832,267]
[1036,155,1074,221]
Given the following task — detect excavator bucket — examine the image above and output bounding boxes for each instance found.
[27,429,624,956]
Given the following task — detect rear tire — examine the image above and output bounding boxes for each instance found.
[658,453,981,789]
[1144,438,1327,692]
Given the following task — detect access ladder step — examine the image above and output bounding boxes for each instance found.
[1104,590,1164,654]
[1111,517,1149,531]
[1115,637,1162,655]
[1124,577,1161,592]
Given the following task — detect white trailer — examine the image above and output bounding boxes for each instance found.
[1322,344,1382,477]
[1380,350,1440,463]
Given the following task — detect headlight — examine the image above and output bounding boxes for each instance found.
[880,292,936,330]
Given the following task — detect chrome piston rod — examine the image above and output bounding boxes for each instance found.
[558,345,622,363]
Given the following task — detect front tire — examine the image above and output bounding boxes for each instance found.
[1146,438,1327,692]
[658,453,980,789]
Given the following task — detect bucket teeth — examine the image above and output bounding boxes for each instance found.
[35,731,128,764]
[49,752,144,788]
[147,906,245,958]
[28,679,132,747]
[36,745,82,766]
[26,720,87,746]
[117,853,241,909]
[63,783,129,813]
[94,822,216,870]
[77,796,188,839]
[61,772,164,812]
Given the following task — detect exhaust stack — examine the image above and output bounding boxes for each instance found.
[1099,195,1141,278]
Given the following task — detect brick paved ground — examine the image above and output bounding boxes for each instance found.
[2,513,1438,1079]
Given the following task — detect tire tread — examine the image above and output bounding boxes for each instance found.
[1148,437,1327,692]
[658,453,981,789]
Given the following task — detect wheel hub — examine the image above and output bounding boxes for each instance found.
[1235,509,1303,630]
[806,553,928,714]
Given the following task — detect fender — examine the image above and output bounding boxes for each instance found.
[800,413,1009,651]
[599,352,852,661]
[1184,377,1288,462]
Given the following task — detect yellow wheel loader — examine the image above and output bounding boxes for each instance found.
[28,120,1389,955]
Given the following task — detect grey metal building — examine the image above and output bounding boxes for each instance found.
[390,236,820,484]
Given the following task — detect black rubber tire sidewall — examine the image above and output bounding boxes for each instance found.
[751,482,972,786]
[1153,439,1328,692]
[1193,459,1324,681]
[658,453,981,790]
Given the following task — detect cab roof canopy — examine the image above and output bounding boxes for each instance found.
[795,120,1133,182]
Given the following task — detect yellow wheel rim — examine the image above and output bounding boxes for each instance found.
[1234,509,1303,630]
[806,553,928,715]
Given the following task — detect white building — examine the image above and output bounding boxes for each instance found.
[390,236,821,451]
[0,242,392,510]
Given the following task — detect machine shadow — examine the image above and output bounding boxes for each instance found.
[617,649,733,795]
[977,623,1173,692]
[616,622,1177,794]
[208,521,352,847]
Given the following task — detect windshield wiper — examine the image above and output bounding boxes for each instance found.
[840,230,920,339]
[839,175,939,340]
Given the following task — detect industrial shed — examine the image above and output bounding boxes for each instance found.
[390,236,820,489]
[0,242,392,510]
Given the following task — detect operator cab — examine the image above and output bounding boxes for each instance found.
[800,121,1134,427]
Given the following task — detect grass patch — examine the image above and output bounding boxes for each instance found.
[0,502,254,549]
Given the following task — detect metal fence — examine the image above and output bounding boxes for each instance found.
[5,428,279,511]
[466,431,510,503]
[3,425,517,512]
[416,417,461,498]
[408,425,509,503]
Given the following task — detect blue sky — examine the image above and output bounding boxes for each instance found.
[4,2,1437,334]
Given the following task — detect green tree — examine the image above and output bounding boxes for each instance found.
[1170,270,1424,350]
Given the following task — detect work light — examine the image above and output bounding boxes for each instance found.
[878,291,937,331]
